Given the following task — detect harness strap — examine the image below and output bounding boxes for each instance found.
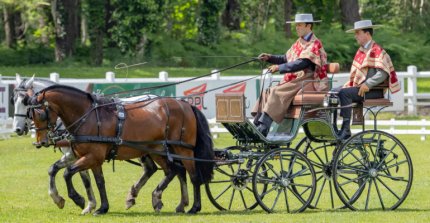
[70,136,195,150]
[107,103,127,166]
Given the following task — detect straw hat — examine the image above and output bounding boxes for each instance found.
[285,13,321,24]
[346,20,383,33]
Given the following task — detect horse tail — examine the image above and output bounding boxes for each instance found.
[191,105,214,185]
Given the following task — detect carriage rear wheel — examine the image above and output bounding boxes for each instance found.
[332,130,413,211]
[252,148,316,213]
[205,146,267,211]
[294,137,348,209]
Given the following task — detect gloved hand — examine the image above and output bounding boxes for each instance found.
[358,84,370,97]
[258,53,271,61]
[267,65,279,73]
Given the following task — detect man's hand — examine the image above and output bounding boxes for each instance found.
[267,65,279,73]
[358,84,370,97]
[258,53,271,61]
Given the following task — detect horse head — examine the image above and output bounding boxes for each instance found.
[12,74,57,135]
[12,74,35,135]
[27,94,59,148]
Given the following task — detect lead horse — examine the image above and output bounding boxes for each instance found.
[26,84,214,215]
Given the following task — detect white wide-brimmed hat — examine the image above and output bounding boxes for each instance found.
[285,13,321,24]
[346,20,383,33]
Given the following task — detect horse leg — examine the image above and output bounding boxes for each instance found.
[91,166,109,215]
[48,160,67,209]
[187,181,202,214]
[152,169,176,212]
[63,166,85,210]
[79,170,97,215]
[175,165,189,213]
[125,156,157,210]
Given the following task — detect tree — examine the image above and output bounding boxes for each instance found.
[83,0,106,66]
[197,0,224,46]
[284,0,292,37]
[50,0,79,61]
[109,0,162,57]
[221,0,240,31]
[340,0,360,29]
[2,2,24,48]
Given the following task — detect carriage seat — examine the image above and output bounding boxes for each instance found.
[362,80,392,107]
[291,63,340,106]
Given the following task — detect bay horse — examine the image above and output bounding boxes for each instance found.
[12,75,97,214]
[14,77,190,214]
[26,84,214,215]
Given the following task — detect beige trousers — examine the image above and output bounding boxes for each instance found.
[252,72,314,123]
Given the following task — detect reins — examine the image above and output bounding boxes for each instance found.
[105,58,260,97]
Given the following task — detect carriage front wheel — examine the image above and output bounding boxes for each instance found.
[332,130,413,211]
[252,148,316,213]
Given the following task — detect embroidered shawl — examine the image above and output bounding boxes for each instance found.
[345,41,401,93]
[283,34,328,91]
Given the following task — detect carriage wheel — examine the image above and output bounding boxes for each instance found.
[333,130,413,211]
[205,146,267,211]
[252,148,316,213]
[294,137,350,209]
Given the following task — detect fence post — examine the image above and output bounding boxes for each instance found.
[106,71,115,82]
[421,119,426,141]
[407,65,417,115]
[211,69,220,80]
[50,72,59,82]
[159,71,168,81]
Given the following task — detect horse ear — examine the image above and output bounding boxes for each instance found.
[25,75,35,89]
[16,73,22,84]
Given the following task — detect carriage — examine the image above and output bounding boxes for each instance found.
[205,63,413,213]
[15,62,413,214]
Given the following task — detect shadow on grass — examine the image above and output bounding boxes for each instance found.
[104,207,430,217]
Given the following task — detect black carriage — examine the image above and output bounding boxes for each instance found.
[205,63,413,213]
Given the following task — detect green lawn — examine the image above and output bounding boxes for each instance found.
[0,134,429,223]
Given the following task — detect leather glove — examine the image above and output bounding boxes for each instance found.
[358,84,370,97]
[267,65,279,73]
[258,53,271,61]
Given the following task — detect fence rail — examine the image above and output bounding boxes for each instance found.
[208,118,430,141]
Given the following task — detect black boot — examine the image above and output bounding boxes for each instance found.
[256,112,273,137]
[337,119,351,140]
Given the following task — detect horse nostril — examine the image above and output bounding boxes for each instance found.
[32,142,42,149]
[16,128,23,135]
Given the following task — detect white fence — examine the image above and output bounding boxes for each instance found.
[0,118,13,139]
[1,65,429,140]
[208,118,430,141]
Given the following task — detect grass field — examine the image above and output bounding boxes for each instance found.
[0,134,429,223]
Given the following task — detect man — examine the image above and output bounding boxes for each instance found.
[336,20,401,139]
[253,13,328,136]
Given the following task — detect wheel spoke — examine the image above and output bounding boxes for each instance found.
[270,189,282,211]
[379,160,408,172]
[210,180,233,184]
[339,174,367,187]
[374,177,385,210]
[378,173,408,182]
[228,188,236,210]
[348,177,367,203]
[239,190,248,209]
[287,186,307,205]
[284,188,290,212]
[376,143,398,169]
[214,184,232,201]
[376,176,401,200]
[365,178,372,211]
[313,177,327,208]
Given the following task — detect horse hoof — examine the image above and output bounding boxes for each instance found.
[153,201,163,212]
[125,199,135,210]
[93,208,108,216]
[187,206,201,214]
[175,206,185,213]
[56,197,66,209]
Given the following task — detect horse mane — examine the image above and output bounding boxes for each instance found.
[40,84,116,111]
